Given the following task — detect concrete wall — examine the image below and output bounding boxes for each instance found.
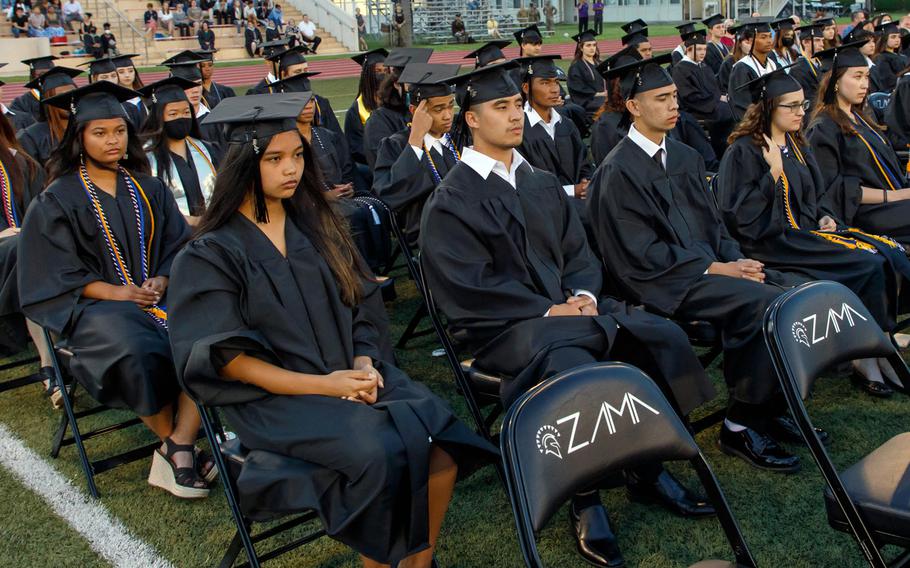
[0,38,53,76]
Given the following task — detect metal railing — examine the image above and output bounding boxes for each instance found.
[87,0,150,63]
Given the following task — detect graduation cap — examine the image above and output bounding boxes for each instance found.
[572,29,598,44]
[80,55,117,77]
[384,47,433,70]
[200,93,312,149]
[844,26,876,44]
[113,53,139,68]
[193,49,217,62]
[621,19,648,35]
[43,80,139,124]
[351,48,388,67]
[796,23,826,40]
[596,45,641,77]
[268,71,321,93]
[138,76,198,105]
[737,62,800,104]
[167,61,203,83]
[728,17,773,36]
[815,40,870,70]
[771,17,795,31]
[675,21,699,37]
[445,61,519,110]
[259,38,291,59]
[24,66,81,93]
[465,40,511,68]
[516,55,562,82]
[160,50,206,66]
[266,45,310,71]
[622,30,650,47]
[702,14,725,28]
[812,16,835,26]
[875,21,900,36]
[682,29,707,46]
[398,63,458,101]
[21,55,57,73]
[602,52,673,100]
[513,24,543,45]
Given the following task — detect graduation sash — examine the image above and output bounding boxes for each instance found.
[851,113,904,190]
[357,94,371,126]
[0,157,18,228]
[146,137,216,216]
[735,54,778,78]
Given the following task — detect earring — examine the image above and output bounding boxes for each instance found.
[834,84,839,93]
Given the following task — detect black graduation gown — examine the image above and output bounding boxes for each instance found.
[588,137,793,405]
[167,213,497,565]
[312,95,343,138]
[728,56,777,120]
[419,159,715,412]
[247,77,271,95]
[717,56,734,96]
[310,127,354,187]
[18,172,190,415]
[0,153,44,353]
[9,90,41,125]
[788,56,822,114]
[704,42,729,76]
[671,59,734,158]
[373,129,456,247]
[363,105,408,169]
[567,59,606,112]
[164,139,221,215]
[807,113,910,245]
[717,136,896,329]
[4,108,34,132]
[202,81,236,109]
[17,121,58,165]
[871,51,907,94]
[886,75,910,149]
[518,113,593,186]
[197,114,227,150]
[344,100,368,165]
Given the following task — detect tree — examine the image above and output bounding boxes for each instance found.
[399,0,413,46]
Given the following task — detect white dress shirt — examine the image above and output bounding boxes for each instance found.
[298,20,316,38]
[627,122,666,167]
[410,133,447,160]
[525,103,578,197]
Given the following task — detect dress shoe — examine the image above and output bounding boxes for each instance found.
[768,414,831,446]
[719,424,801,473]
[569,501,625,567]
[851,371,894,398]
[626,469,716,518]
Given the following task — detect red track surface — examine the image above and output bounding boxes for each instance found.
[1,35,684,103]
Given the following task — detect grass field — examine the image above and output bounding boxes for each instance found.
[0,70,907,568]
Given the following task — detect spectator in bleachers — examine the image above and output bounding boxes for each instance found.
[297,13,320,53]
[197,19,214,49]
[243,14,261,56]
[187,0,203,31]
[61,0,82,30]
[516,5,528,25]
[100,21,116,54]
[44,3,65,33]
[157,4,174,35]
[266,2,282,31]
[199,0,213,20]
[392,4,405,47]
[544,1,556,30]
[27,5,46,36]
[263,17,279,41]
[10,6,29,37]
[211,0,224,25]
[143,3,158,37]
[451,13,471,43]
[232,0,243,31]
[242,0,255,21]
[487,15,501,38]
[173,3,191,36]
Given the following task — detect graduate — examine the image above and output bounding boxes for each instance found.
[373,63,460,248]
[195,49,236,109]
[247,38,291,92]
[420,62,716,568]
[169,93,497,568]
[0,72,34,132]
[588,56,808,474]
[728,18,780,120]
[769,17,799,67]
[18,81,213,499]
[717,28,752,96]
[140,77,221,224]
[670,21,698,65]
[871,20,907,93]
[17,67,81,166]
[363,47,433,168]
[703,14,730,76]
[344,48,388,191]
[81,55,147,130]
[807,44,910,246]
[113,54,148,129]
[670,26,734,159]
[465,40,510,68]
[717,69,907,396]
[567,29,606,116]
[9,56,57,125]
[789,23,827,111]
[621,26,653,60]
[885,72,910,150]
[163,58,227,149]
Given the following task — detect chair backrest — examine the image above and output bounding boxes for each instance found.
[501,362,698,534]
[867,92,891,123]
[764,280,897,400]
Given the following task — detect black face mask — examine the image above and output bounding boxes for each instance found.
[781,36,795,47]
[164,117,192,140]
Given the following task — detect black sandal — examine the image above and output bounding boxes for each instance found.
[148,437,210,499]
[195,447,218,483]
[851,372,894,398]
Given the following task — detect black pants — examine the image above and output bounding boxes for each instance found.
[176,22,191,36]
[593,12,602,33]
[303,34,321,52]
[578,15,588,33]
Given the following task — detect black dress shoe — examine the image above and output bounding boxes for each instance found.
[719,425,801,473]
[768,414,831,446]
[569,501,625,567]
[851,372,894,398]
[626,469,716,518]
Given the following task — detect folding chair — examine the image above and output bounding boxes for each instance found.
[196,403,326,568]
[867,92,891,125]
[764,280,910,568]
[43,328,160,498]
[500,361,757,568]
[0,317,42,395]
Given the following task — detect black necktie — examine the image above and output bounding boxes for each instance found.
[653,148,665,171]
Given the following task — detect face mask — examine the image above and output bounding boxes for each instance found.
[164,117,192,140]
[781,36,795,47]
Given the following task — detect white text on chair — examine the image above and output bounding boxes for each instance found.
[791,303,869,348]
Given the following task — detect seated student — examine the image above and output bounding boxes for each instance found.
[620,18,651,59]
[728,18,779,121]
[789,23,827,112]
[18,67,82,166]
[113,54,148,128]
[11,56,59,126]
[0,76,35,133]
[168,94,497,568]
[18,82,212,499]
[589,55,810,475]
[885,71,910,149]
[245,38,290,91]
[140,77,221,225]
[670,21,698,65]
[716,27,752,97]
[465,40,510,69]
[420,62,717,568]
[769,17,799,67]
[161,55,226,149]
[718,68,907,397]
[871,21,907,93]
[344,49,388,193]
[807,44,910,246]
[703,13,730,76]
[196,49,236,109]
[567,29,606,116]
[243,15,262,57]
[81,55,121,84]
[816,15,841,50]
[373,63,460,248]
[670,27,734,159]
[363,48,433,169]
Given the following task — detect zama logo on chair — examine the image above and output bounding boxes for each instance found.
[791,303,868,348]
[534,393,661,460]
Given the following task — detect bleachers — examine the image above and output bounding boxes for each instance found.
[410,0,551,45]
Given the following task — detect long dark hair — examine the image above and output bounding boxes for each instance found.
[573,41,600,62]
[0,112,38,203]
[728,96,807,149]
[593,77,625,120]
[732,29,755,62]
[377,67,406,112]
[46,118,150,183]
[195,134,368,306]
[874,30,898,57]
[810,66,880,134]
[357,62,385,112]
[139,98,203,189]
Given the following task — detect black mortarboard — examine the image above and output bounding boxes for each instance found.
[728,17,773,36]
[268,71,321,93]
[875,21,900,36]
[43,80,139,123]
[24,66,81,92]
[160,50,206,66]
[516,55,562,82]
[514,24,543,44]
[596,45,641,77]
[845,26,876,43]
[0,63,4,87]
[200,93,311,147]
[112,53,139,68]
[465,40,511,67]
[445,61,519,109]
[21,55,57,73]
[138,77,197,105]
[682,29,707,46]
[603,52,673,100]
[351,48,388,67]
[572,29,598,43]
[384,47,433,69]
[266,45,309,70]
[398,63,458,100]
[737,62,800,103]
[702,14,724,28]
[259,38,290,59]
[193,49,216,62]
[796,23,826,40]
[816,40,870,69]
[771,17,795,31]
[167,61,202,82]
[621,19,648,34]
[812,16,835,26]
[676,21,698,36]
[622,30,650,46]
[80,56,117,76]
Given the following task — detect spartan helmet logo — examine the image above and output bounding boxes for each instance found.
[535,424,562,459]
[792,321,810,348]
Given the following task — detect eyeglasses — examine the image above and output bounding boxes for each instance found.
[778,99,811,113]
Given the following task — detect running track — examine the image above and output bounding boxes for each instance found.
[1,35,683,103]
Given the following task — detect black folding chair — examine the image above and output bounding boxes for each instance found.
[867,92,891,125]
[42,328,160,498]
[500,361,757,568]
[0,317,42,395]
[764,280,910,568]
[196,403,326,568]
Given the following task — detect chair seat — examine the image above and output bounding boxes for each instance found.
[676,320,719,346]
[824,432,910,547]
[460,359,502,396]
[220,437,247,481]
[689,561,735,568]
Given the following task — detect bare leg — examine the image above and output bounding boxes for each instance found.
[170,392,201,446]
[140,403,176,440]
[853,358,885,384]
[26,318,52,368]
[399,447,458,568]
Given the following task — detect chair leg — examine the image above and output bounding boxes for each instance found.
[396,303,429,349]
[217,530,245,568]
